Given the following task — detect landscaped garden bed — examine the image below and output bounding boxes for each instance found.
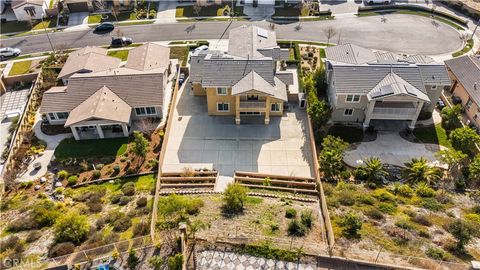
[175,4,244,18]
[0,174,156,264]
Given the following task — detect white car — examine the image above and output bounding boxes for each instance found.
[365,0,391,4]
[0,47,22,61]
[193,45,209,54]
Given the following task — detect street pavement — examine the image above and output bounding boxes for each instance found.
[0,14,463,56]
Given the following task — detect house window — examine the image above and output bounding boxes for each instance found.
[466,98,473,110]
[271,103,281,112]
[48,113,57,120]
[344,108,354,116]
[345,95,360,103]
[24,6,36,16]
[135,107,157,116]
[217,103,229,112]
[56,112,69,119]
[217,87,227,95]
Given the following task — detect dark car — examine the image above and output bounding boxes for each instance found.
[110,37,133,48]
[94,22,114,33]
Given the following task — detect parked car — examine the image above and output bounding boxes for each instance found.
[452,95,462,105]
[437,99,445,110]
[0,47,21,60]
[179,73,186,85]
[110,37,133,48]
[94,22,115,33]
[365,0,391,4]
[193,45,209,54]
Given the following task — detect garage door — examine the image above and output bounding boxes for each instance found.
[68,2,88,12]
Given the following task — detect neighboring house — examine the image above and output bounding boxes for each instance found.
[190,25,293,125]
[40,43,173,140]
[57,46,121,85]
[11,0,48,21]
[445,55,480,130]
[325,44,451,129]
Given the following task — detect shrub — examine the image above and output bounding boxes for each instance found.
[397,184,414,197]
[340,212,362,238]
[112,216,132,232]
[436,191,453,204]
[136,197,148,208]
[287,219,307,236]
[92,170,101,179]
[374,190,396,202]
[395,219,414,230]
[448,219,472,252]
[54,213,89,245]
[338,191,356,206]
[87,202,102,213]
[471,205,480,214]
[223,183,248,214]
[365,209,384,220]
[378,202,396,214]
[416,184,436,197]
[132,220,150,236]
[26,230,42,243]
[300,210,313,228]
[113,165,121,173]
[418,229,431,238]
[285,208,297,219]
[421,197,444,211]
[67,175,78,186]
[357,194,375,205]
[168,253,183,270]
[122,182,136,196]
[411,215,432,226]
[0,236,24,253]
[105,211,124,224]
[270,223,279,232]
[119,196,132,206]
[49,242,75,258]
[57,170,69,179]
[425,247,446,260]
[96,163,104,170]
[110,193,122,204]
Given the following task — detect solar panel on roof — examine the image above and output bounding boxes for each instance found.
[257,28,268,38]
[371,85,394,98]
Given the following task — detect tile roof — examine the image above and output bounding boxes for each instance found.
[57,48,120,79]
[40,69,164,113]
[325,44,377,65]
[11,0,44,8]
[331,64,449,94]
[228,25,278,59]
[445,55,480,105]
[65,86,131,127]
[232,70,276,96]
[368,72,430,102]
[125,43,170,71]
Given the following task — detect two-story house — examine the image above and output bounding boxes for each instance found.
[189,25,294,125]
[445,55,480,130]
[40,43,174,140]
[325,44,451,129]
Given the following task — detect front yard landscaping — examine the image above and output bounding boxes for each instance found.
[8,60,33,76]
[413,124,451,148]
[452,39,474,57]
[54,137,128,159]
[327,125,364,144]
[175,4,244,18]
[0,19,57,35]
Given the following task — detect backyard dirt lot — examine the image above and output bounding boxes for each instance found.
[162,82,314,178]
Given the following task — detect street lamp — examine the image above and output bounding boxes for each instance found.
[471,18,480,41]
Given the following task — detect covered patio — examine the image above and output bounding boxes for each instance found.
[70,122,129,140]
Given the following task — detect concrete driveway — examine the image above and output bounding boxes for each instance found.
[344,131,439,167]
[68,12,89,27]
[162,82,314,177]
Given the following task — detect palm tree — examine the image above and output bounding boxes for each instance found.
[403,157,442,186]
[363,157,389,183]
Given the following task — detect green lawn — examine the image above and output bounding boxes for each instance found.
[54,138,128,159]
[31,19,57,30]
[88,12,137,24]
[0,21,32,34]
[175,4,243,17]
[452,39,473,57]
[8,61,32,76]
[413,124,451,148]
[101,173,156,193]
[169,46,189,66]
[107,50,130,61]
[327,125,364,143]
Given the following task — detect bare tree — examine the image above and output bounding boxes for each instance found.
[137,118,158,137]
[336,30,343,45]
[323,26,337,45]
[193,4,203,17]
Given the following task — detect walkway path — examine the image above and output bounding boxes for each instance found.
[17,112,71,182]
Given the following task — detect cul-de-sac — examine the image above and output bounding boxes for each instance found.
[1,0,480,269]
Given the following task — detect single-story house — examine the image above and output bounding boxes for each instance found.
[445,55,480,130]
[189,25,293,125]
[40,43,173,140]
[325,44,451,129]
[11,0,48,21]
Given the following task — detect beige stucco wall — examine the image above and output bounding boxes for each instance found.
[192,83,206,96]
[451,80,480,128]
[206,87,237,116]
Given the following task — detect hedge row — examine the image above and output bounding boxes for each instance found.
[358,5,468,26]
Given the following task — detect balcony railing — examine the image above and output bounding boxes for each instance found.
[239,101,266,109]
[371,107,417,119]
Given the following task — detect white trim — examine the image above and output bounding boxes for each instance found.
[270,103,281,112]
[216,87,228,96]
[216,102,230,112]
[343,108,354,116]
[135,106,157,116]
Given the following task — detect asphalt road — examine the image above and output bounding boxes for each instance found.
[0,14,463,55]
